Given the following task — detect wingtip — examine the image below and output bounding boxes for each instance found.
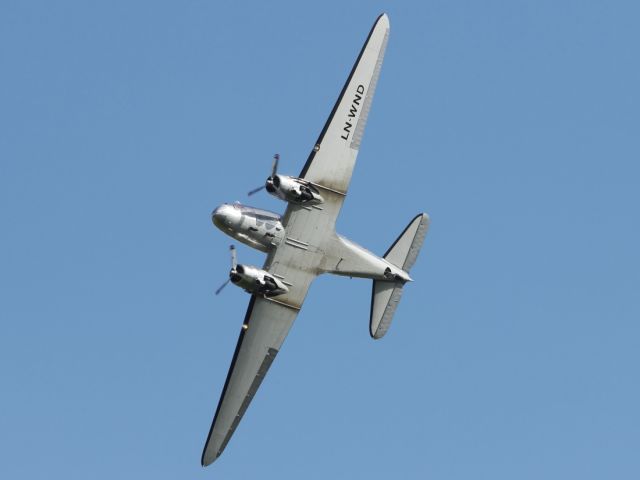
[376,13,390,29]
[201,451,218,467]
[201,439,220,467]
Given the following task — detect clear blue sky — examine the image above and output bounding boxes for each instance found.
[1,1,639,478]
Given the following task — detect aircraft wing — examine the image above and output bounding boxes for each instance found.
[299,13,389,202]
[201,260,315,466]
[275,15,389,239]
[202,15,390,466]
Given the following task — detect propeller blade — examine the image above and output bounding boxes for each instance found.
[215,279,230,295]
[230,245,237,270]
[247,185,265,196]
[247,154,279,197]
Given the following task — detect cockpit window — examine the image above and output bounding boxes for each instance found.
[238,204,281,221]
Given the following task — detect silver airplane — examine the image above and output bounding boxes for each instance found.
[202,13,430,466]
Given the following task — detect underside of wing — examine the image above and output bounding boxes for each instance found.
[299,13,390,196]
[201,263,316,466]
[201,297,298,465]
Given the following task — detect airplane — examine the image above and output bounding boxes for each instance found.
[201,13,430,466]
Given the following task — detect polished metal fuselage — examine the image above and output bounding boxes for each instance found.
[212,203,285,253]
[212,202,411,285]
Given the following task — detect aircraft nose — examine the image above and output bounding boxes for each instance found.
[212,204,241,230]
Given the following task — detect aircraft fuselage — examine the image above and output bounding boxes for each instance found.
[212,203,285,253]
[212,202,411,283]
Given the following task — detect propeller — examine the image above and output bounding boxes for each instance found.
[230,244,237,270]
[214,279,230,295]
[215,245,238,295]
[248,154,279,196]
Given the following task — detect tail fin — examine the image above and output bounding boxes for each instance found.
[370,213,429,339]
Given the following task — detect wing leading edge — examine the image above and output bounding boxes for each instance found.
[201,258,316,466]
[299,13,389,197]
[201,297,300,465]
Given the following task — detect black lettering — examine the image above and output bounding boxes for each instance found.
[340,85,366,141]
[341,120,353,140]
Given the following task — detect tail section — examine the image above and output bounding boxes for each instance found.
[370,213,429,339]
[383,213,429,272]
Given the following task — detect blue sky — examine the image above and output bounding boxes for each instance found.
[1,1,639,478]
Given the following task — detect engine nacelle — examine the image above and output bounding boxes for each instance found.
[265,175,324,206]
[229,264,289,297]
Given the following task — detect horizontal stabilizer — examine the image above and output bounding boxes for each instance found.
[383,213,429,271]
[370,213,429,339]
[370,280,403,339]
